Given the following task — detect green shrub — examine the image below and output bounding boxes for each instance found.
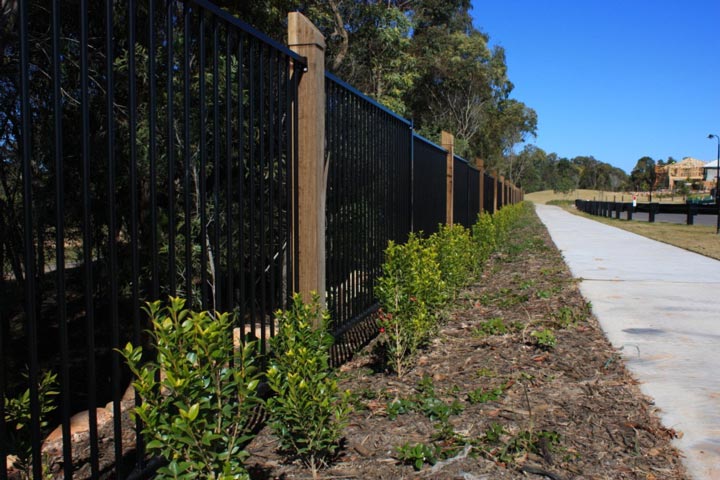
[3,370,58,478]
[123,297,261,479]
[428,224,476,293]
[266,293,352,474]
[395,442,440,470]
[376,234,446,377]
[472,211,496,266]
[472,317,507,337]
[493,203,525,248]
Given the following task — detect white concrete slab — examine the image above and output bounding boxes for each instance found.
[534,204,720,480]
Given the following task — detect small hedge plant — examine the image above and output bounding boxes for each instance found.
[375,234,445,377]
[376,203,528,377]
[472,211,496,267]
[123,297,261,479]
[266,293,352,475]
[492,203,525,248]
[428,224,476,294]
[3,370,58,478]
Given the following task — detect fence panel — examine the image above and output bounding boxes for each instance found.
[412,135,447,235]
[4,1,521,477]
[496,178,504,210]
[453,156,470,228]
[484,172,496,214]
[468,167,480,223]
[325,74,412,338]
[1,1,302,477]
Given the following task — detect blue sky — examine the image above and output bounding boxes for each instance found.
[471,0,720,173]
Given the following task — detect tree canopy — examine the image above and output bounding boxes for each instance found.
[223,0,537,170]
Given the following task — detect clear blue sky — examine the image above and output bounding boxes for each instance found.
[471,0,720,173]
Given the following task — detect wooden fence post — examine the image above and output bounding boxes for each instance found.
[477,159,485,214]
[288,13,326,311]
[441,131,454,225]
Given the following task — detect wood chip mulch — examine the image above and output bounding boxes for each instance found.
[245,206,689,480]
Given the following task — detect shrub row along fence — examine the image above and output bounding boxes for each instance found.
[1,2,522,478]
[575,200,718,225]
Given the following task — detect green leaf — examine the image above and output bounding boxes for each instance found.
[186,402,200,422]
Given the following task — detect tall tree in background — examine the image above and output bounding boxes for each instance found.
[226,0,537,169]
[406,0,537,163]
[554,159,580,194]
[630,156,657,201]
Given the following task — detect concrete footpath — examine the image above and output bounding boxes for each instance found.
[534,204,720,480]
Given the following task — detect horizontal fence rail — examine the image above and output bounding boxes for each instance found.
[325,73,412,338]
[2,0,303,477]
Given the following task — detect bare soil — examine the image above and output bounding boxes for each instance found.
[245,207,689,480]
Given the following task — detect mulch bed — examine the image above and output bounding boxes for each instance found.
[245,206,689,480]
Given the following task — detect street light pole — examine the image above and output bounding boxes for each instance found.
[709,134,720,234]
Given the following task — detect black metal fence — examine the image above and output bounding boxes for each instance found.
[2,0,302,477]
[3,1,522,477]
[453,156,480,228]
[484,172,496,214]
[412,135,447,236]
[325,73,411,337]
[575,199,718,225]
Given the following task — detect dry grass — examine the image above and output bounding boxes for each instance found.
[567,208,720,260]
[526,189,687,205]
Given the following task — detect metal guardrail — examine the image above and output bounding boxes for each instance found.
[575,200,718,225]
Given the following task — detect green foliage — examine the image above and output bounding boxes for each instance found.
[428,224,476,292]
[3,371,58,478]
[481,288,529,308]
[388,377,464,453]
[467,383,508,405]
[376,204,530,376]
[122,297,261,479]
[482,423,506,444]
[546,199,574,207]
[630,156,657,193]
[551,305,586,328]
[499,430,561,464]
[472,317,507,337]
[266,293,352,473]
[492,203,524,248]
[395,442,440,471]
[472,211,497,266]
[531,329,557,350]
[375,234,445,377]
[386,376,463,423]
